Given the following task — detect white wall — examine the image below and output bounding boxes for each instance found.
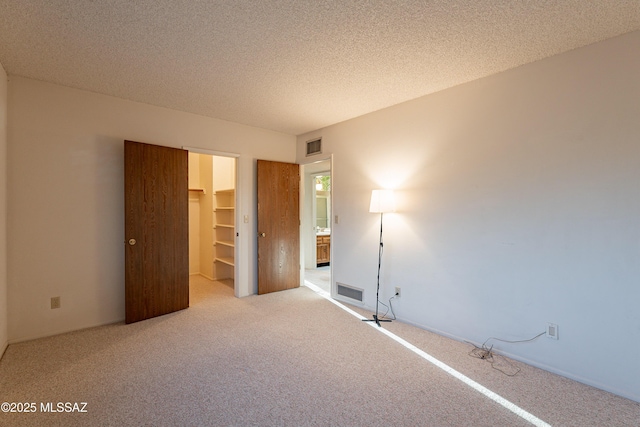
[297,31,640,401]
[7,77,295,343]
[0,62,8,356]
[212,155,235,191]
[188,153,202,275]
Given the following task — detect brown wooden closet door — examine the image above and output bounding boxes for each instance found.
[124,140,189,323]
[257,160,300,294]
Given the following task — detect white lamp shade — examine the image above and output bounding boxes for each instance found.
[369,189,396,213]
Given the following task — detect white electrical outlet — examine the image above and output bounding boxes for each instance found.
[395,287,401,297]
[547,323,559,340]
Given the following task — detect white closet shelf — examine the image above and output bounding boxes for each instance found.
[215,257,235,266]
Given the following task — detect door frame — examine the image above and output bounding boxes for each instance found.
[183,146,240,297]
[300,155,334,296]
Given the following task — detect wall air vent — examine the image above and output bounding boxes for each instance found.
[306,137,322,156]
[336,282,364,303]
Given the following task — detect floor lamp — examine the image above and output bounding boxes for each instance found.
[363,189,395,327]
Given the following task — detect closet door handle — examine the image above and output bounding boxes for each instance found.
[128,239,137,246]
[258,232,266,238]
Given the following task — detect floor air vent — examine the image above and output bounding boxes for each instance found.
[306,137,322,156]
[336,282,364,302]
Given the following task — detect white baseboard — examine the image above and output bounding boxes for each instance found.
[191,272,215,281]
[8,319,124,345]
[0,340,8,360]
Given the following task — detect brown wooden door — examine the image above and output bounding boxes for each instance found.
[257,160,300,294]
[124,140,189,323]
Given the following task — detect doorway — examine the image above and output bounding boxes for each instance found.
[302,159,332,295]
[188,152,237,294]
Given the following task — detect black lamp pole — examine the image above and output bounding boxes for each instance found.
[363,212,392,327]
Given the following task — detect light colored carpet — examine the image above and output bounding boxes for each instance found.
[304,266,331,293]
[0,276,638,426]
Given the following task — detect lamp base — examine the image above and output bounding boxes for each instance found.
[362,315,392,327]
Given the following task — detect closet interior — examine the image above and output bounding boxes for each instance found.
[188,153,236,289]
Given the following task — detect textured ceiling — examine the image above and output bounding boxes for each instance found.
[1,1,639,135]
